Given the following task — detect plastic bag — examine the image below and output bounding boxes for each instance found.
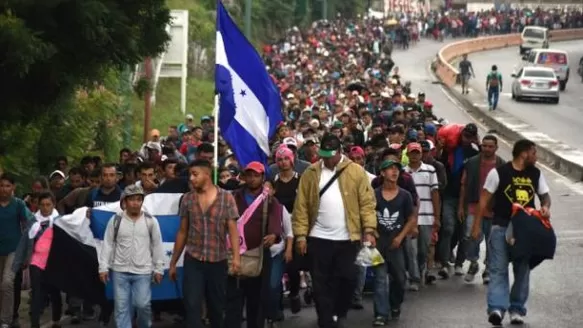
[354,242,385,267]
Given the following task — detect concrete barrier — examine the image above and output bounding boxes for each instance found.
[435,29,583,87]
[433,29,583,181]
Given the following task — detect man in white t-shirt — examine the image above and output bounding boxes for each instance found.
[293,134,377,328]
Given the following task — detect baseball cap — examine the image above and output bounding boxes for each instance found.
[146,141,162,153]
[244,161,265,174]
[420,140,435,151]
[379,159,402,171]
[121,184,145,200]
[463,123,478,137]
[49,170,66,180]
[304,136,319,144]
[201,115,211,122]
[185,114,194,120]
[318,134,342,158]
[407,142,422,153]
[349,146,365,158]
[282,137,298,149]
[150,129,160,138]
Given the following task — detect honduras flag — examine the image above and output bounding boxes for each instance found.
[215,0,283,169]
[45,193,184,302]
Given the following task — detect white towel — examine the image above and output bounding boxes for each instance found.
[29,209,59,239]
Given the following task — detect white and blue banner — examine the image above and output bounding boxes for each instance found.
[56,193,185,301]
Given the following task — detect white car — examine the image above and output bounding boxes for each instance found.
[511,67,560,104]
[519,26,549,55]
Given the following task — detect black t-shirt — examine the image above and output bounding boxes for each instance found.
[85,186,122,208]
[272,173,300,213]
[492,162,541,226]
[374,187,414,254]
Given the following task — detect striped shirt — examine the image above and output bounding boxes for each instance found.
[405,162,438,225]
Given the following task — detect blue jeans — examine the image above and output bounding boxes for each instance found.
[465,215,492,266]
[372,263,389,318]
[112,271,152,328]
[267,253,285,320]
[488,87,500,109]
[373,247,407,318]
[405,225,432,282]
[438,196,458,266]
[487,225,530,316]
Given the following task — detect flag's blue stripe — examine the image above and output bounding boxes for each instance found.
[105,268,184,301]
[216,2,282,129]
[91,210,179,243]
[221,121,269,170]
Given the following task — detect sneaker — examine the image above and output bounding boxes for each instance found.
[425,271,437,285]
[391,309,401,320]
[454,266,464,276]
[465,262,479,282]
[488,310,503,326]
[372,316,387,326]
[1,324,10,328]
[482,271,490,285]
[408,283,420,291]
[290,295,301,314]
[510,312,525,325]
[351,301,364,310]
[438,267,450,279]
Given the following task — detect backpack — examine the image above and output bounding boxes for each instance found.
[488,73,500,87]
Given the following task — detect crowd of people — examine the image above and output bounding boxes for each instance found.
[0,6,567,328]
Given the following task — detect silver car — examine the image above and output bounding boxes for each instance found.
[511,67,560,104]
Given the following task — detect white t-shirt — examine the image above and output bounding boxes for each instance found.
[310,157,350,241]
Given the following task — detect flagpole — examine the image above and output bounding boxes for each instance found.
[213,94,220,185]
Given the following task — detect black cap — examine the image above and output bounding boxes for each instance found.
[319,134,342,158]
[463,123,478,136]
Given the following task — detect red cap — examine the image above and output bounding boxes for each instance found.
[407,142,422,153]
[244,161,265,174]
[349,146,365,157]
[423,101,433,109]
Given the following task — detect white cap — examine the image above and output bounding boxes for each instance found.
[282,137,298,148]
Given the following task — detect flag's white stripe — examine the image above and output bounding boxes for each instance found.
[216,31,270,155]
[94,240,184,269]
[93,193,182,216]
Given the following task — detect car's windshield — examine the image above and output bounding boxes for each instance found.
[524,70,555,78]
[537,52,567,65]
[523,28,545,39]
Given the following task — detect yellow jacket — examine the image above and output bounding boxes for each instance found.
[292,157,377,241]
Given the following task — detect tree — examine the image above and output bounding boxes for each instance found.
[0,0,171,127]
[0,0,171,183]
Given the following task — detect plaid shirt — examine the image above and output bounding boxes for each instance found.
[180,187,239,262]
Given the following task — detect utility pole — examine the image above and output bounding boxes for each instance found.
[322,0,328,20]
[143,57,153,143]
[244,0,252,38]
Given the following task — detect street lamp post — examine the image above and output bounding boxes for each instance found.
[321,0,328,20]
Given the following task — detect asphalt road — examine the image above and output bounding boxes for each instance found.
[464,40,583,153]
[30,38,583,328]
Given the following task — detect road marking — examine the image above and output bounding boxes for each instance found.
[428,60,583,196]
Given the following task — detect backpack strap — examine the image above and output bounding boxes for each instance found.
[144,212,155,241]
[112,214,123,243]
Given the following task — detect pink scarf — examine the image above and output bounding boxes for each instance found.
[227,186,270,254]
